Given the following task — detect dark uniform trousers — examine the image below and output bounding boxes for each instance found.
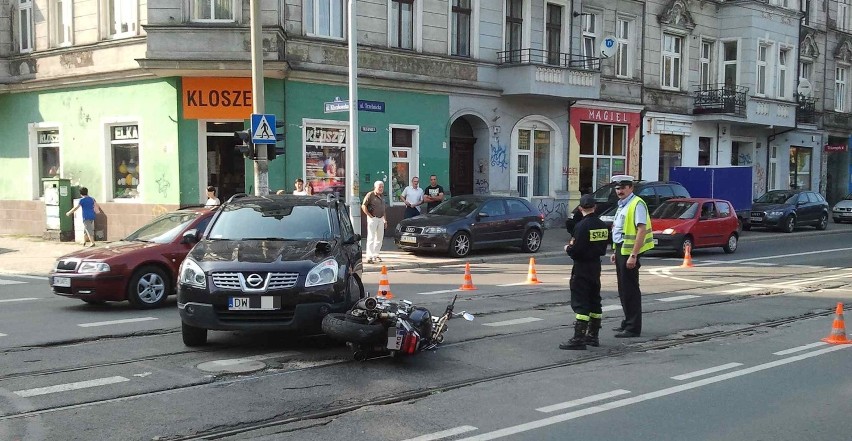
[570,259,602,317]
[614,243,642,334]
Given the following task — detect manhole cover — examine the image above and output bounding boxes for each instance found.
[196,358,267,374]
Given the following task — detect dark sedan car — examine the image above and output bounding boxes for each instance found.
[177,194,363,346]
[743,190,829,232]
[49,207,216,308]
[393,195,544,258]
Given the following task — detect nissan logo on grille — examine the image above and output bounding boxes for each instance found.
[246,274,264,287]
[406,227,416,232]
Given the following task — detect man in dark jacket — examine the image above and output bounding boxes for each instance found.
[560,194,609,350]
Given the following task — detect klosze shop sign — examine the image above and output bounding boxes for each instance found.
[182,77,253,119]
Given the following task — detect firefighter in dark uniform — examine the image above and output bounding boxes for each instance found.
[560,194,609,350]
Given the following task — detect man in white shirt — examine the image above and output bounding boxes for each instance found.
[400,177,425,218]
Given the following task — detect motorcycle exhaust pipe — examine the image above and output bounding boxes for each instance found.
[355,297,378,311]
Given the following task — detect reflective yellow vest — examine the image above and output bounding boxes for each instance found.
[618,196,654,255]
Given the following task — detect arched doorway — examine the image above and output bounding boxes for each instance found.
[449,115,489,196]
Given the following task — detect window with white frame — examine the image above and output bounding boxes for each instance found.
[840,0,851,32]
[505,0,523,61]
[451,0,471,56]
[836,66,847,112]
[192,0,236,21]
[32,128,61,197]
[109,124,141,199]
[390,127,418,206]
[615,18,631,77]
[18,0,33,52]
[757,44,769,96]
[390,0,415,49]
[304,0,344,38]
[700,40,714,90]
[107,0,137,37]
[723,41,738,87]
[516,128,551,198]
[52,0,73,47]
[769,145,778,190]
[545,3,563,66]
[778,47,790,98]
[661,32,682,90]
[800,60,813,84]
[582,13,597,70]
[578,123,627,191]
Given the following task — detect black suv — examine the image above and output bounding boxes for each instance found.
[568,181,690,233]
[741,190,829,232]
[177,194,364,346]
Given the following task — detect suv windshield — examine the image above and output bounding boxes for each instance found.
[125,212,201,243]
[431,198,482,217]
[208,205,333,240]
[653,201,698,220]
[756,191,797,205]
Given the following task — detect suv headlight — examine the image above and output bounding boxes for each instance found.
[78,261,110,273]
[306,258,338,287]
[179,259,206,288]
[422,226,447,234]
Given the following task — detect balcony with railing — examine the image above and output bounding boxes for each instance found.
[495,48,601,100]
[693,84,748,116]
[796,95,816,124]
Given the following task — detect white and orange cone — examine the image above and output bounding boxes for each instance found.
[822,302,852,345]
[459,262,477,291]
[680,243,694,268]
[525,257,541,284]
[377,265,394,299]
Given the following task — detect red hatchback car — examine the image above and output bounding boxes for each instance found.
[651,198,740,257]
[49,207,216,308]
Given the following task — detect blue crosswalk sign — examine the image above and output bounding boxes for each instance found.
[251,114,276,144]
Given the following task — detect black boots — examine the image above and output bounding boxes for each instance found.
[586,317,601,347]
[559,320,589,350]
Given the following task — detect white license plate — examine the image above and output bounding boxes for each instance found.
[400,235,417,244]
[228,297,278,311]
[52,276,71,287]
[842,213,852,217]
[387,327,404,350]
[750,217,761,222]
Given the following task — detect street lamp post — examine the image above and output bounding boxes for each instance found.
[347,0,362,234]
[249,0,268,196]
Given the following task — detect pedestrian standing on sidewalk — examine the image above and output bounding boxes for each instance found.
[205,186,221,207]
[66,187,99,247]
[361,181,387,264]
[560,194,609,350]
[423,175,445,213]
[609,175,654,338]
[293,178,309,195]
[400,176,424,218]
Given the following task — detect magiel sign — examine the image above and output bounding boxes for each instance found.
[182,77,253,119]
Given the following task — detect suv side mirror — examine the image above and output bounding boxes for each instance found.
[181,229,199,244]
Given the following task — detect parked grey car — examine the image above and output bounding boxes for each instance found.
[833,193,852,223]
[744,190,829,233]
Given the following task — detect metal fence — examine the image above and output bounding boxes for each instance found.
[693,84,749,116]
[497,48,601,71]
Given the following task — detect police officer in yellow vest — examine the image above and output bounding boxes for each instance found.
[609,175,654,338]
[560,194,609,350]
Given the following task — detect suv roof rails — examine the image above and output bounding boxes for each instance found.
[226,193,248,203]
[178,204,207,210]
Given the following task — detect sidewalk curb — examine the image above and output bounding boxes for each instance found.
[362,250,566,273]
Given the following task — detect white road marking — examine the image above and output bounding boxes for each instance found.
[209,352,300,367]
[602,305,622,312]
[657,295,700,302]
[418,289,460,296]
[78,317,158,328]
[133,372,152,378]
[786,265,822,269]
[0,297,40,303]
[0,279,27,285]
[723,287,760,294]
[497,282,537,287]
[671,362,743,380]
[773,342,828,356]
[0,333,7,337]
[0,274,47,280]
[482,317,543,327]
[776,272,852,287]
[722,248,852,264]
[749,262,777,266]
[401,426,479,441]
[536,389,631,413]
[14,376,130,398]
[457,345,851,441]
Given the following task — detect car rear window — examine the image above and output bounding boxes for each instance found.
[672,185,690,198]
[208,205,332,240]
[656,186,675,198]
[506,199,531,214]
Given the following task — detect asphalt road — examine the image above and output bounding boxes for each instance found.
[0,225,851,440]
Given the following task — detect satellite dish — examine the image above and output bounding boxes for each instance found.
[797,78,812,97]
[599,36,617,58]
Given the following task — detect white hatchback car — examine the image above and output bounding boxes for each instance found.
[833,193,852,223]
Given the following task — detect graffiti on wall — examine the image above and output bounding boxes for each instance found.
[155,172,171,198]
[475,178,489,194]
[490,142,508,173]
[537,198,568,227]
[738,153,753,165]
[753,163,766,198]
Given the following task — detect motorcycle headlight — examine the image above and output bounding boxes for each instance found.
[662,228,676,235]
[179,259,206,288]
[78,261,111,273]
[306,258,338,287]
[422,226,447,234]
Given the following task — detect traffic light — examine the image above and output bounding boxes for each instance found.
[268,121,286,161]
[234,129,256,159]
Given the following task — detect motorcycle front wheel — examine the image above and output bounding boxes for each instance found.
[322,313,386,345]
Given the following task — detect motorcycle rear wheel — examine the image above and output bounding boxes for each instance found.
[322,313,386,344]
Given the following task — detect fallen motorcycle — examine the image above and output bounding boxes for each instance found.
[321,294,474,361]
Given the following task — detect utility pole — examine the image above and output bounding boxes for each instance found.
[347,0,361,234]
[249,0,268,196]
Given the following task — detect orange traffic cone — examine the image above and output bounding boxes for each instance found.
[680,243,694,268]
[822,303,852,345]
[526,257,541,284]
[376,265,394,299]
[459,262,477,291]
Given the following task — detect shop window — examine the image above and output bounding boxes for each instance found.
[106,0,137,38]
[110,124,140,199]
[191,0,237,21]
[305,0,343,38]
[789,146,812,190]
[305,124,348,196]
[389,126,418,206]
[32,128,61,197]
[659,134,682,181]
[578,123,627,193]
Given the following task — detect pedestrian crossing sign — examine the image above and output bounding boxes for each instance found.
[251,113,276,144]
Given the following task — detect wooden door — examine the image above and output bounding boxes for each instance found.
[450,138,475,196]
